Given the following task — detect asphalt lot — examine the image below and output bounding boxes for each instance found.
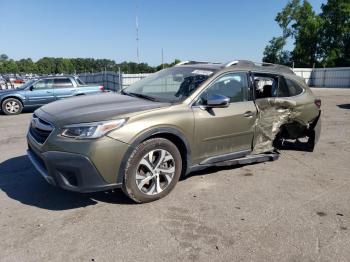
[0,88,349,262]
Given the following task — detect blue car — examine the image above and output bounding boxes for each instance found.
[0,76,105,115]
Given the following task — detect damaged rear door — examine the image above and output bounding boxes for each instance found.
[252,73,319,153]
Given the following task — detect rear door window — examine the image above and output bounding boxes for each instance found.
[285,78,304,96]
[276,77,290,97]
[253,74,278,99]
[53,78,74,88]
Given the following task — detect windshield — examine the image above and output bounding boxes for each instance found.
[17,79,36,90]
[123,67,215,102]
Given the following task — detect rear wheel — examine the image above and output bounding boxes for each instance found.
[122,138,182,203]
[2,98,23,115]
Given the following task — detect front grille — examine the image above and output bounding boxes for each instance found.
[29,114,54,144]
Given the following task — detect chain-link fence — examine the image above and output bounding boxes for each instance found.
[78,71,122,91]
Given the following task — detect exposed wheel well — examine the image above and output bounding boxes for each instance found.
[273,119,317,152]
[144,133,189,176]
[278,121,308,140]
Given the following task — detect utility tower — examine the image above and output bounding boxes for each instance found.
[136,13,140,64]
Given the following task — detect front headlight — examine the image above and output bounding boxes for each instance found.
[61,119,126,139]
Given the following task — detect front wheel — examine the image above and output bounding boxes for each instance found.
[1,98,23,115]
[122,138,182,203]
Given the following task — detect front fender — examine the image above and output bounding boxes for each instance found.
[114,126,192,184]
[0,92,26,104]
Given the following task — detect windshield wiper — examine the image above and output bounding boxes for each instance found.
[123,91,158,102]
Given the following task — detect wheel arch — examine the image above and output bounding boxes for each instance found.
[1,95,24,107]
[116,127,192,184]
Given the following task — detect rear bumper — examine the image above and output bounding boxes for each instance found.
[27,145,121,193]
[313,112,321,145]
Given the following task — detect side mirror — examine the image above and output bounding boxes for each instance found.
[29,86,34,91]
[206,94,230,108]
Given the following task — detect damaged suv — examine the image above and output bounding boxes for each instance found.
[27,60,321,203]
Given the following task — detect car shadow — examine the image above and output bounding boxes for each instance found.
[337,104,350,110]
[0,155,134,210]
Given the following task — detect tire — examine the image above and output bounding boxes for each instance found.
[122,138,182,203]
[1,98,23,115]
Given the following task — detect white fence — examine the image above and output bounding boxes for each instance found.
[122,68,350,88]
[293,67,350,88]
[79,72,149,90]
[122,73,150,87]
[77,67,350,91]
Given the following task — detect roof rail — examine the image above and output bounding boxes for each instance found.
[224,60,239,67]
[175,61,217,66]
[258,61,294,74]
[176,61,190,66]
[224,60,255,68]
[224,60,294,74]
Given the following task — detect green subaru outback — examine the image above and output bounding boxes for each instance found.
[27,60,321,203]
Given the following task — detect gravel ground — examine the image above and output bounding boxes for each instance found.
[0,88,349,262]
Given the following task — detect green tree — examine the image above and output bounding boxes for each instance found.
[62,59,75,73]
[291,1,322,67]
[275,0,301,38]
[16,58,36,73]
[36,57,54,74]
[263,37,292,65]
[264,0,350,67]
[0,54,9,61]
[2,59,18,73]
[275,0,321,67]
[319,0,350,66]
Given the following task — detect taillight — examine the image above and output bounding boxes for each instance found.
[99,86,104,92]
[315,99,321,109]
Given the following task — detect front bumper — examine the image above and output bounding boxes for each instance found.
[26,124,130,192]
[27,145,121,193]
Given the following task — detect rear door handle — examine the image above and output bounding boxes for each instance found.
[243,111,254,117]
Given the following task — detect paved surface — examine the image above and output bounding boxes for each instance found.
[0,88,349,262]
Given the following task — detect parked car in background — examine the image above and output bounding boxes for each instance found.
[13,77,25,84]
[27,60,321,203]
[0,76,5,86]
[0,76,105,115]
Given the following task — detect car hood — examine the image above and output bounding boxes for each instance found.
[36,93,170,126]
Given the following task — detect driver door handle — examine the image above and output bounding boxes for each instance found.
[243,111,254,117]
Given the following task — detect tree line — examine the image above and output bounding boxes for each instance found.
[263,0,350,67]
[0,54,181,75]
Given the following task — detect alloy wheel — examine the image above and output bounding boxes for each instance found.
[136,149,176,195]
